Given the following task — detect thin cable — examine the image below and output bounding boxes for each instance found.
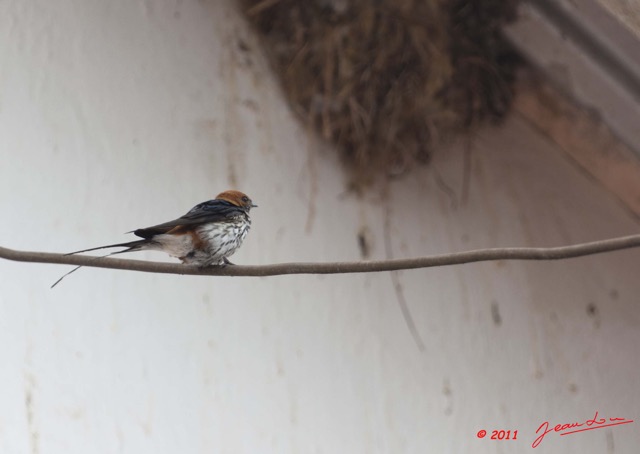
[0,234,638,279]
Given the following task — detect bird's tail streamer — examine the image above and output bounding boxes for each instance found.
[51,249,130,288]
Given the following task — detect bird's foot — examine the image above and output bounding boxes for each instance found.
[197,257,234,270]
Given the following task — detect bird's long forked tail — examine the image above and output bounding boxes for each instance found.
[51,239,149,288]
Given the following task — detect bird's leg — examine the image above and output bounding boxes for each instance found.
[222,257,235,266]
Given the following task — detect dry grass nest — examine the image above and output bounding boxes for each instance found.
[241,0,520,181]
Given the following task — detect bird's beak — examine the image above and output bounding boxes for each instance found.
[251,203,258,208]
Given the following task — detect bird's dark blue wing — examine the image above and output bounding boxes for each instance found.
[133,200,243,239]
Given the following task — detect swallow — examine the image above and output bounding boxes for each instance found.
[52,190,257,287]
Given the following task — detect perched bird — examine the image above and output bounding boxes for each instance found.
[52,190,257,287]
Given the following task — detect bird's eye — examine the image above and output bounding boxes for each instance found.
[242,196,249,202]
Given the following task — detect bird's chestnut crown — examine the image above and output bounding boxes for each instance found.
[216,190,257,210]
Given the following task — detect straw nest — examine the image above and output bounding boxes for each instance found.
[241,0,519,180]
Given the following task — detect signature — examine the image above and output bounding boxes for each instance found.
[532,411,634,448]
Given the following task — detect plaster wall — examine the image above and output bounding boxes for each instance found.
[0,1,638,452]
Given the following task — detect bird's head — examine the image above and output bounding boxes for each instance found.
[216,190,257,211]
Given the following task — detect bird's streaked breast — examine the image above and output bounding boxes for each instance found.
[194,215,251,265]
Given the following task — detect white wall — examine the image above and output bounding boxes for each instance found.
[1,1,639,453]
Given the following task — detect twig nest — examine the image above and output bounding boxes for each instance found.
[242,0,520,182]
